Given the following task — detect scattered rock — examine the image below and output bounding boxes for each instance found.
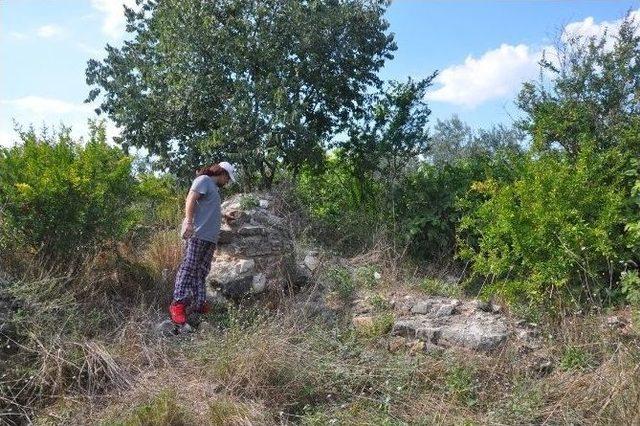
[530,357,554,376]
[392,297,509,352]
[156,319,178,337]
[408,340,425,355]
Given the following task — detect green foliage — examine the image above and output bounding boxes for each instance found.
[559,346,594,371]
[324,266,355,300]
[459,148,628,310]
[621,270,640,306]
[397,154,521,258]
[354,266,379,289]
[419,278,462,298]
[86,0,396,187]
[294,155,384,252]
[518,14,640,158]
[134,173,182,228]
[356,312,394,338]
[341,77,435,203]
[370,293,392,312]
[0,124,137,261]
[239,194,260,210]
[429,115,523,166]
[445,364,477,406]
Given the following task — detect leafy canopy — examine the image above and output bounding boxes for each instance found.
[86,0,396,187]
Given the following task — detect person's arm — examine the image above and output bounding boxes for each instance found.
[181,190,201,239]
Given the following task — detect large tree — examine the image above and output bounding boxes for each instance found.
[340,76,435,205]
[517,13,640,158]
[86,0,396,187]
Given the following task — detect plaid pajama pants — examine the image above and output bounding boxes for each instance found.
[173,237,216,309]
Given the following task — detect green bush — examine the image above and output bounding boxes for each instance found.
[0,124,137,261]
[396,154,521,259]
[324,266,355,300]
[458,148,630,312]
[294,156,384,253]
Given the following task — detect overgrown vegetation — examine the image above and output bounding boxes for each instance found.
[1,4,640,425]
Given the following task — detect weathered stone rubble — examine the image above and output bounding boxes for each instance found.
[206,194,301,300]
[354,294,542,352]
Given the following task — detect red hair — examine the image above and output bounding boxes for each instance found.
[196,163,229,178]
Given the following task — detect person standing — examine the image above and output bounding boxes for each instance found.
[169,161,236,327]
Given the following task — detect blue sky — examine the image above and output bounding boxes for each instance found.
[1,0,638,147]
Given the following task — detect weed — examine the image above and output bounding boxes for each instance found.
[560,345,593,371]
[371,293,392,312]
[208,395,267,425]
[239,194,260,210]
[621,270,640,306]
[445,364,477,406]
[419,278,462,298]
[356,313,395,338]
[325,266,355,300]
[354,266,380,289]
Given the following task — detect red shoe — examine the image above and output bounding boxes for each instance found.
[169,301,187,325]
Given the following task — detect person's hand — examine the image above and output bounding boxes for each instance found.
[181,219,194,240]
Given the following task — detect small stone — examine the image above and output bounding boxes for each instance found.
[252,273,266,293]
[156,319,178,337]
[178,323,195,334]
[470,299,490,312]
[387,336,405,352]
[411,301,434,314]
[491,303,502,314]
[408,340,425,355]
[415,327,442,343]
[304,254,320,271]
[259,199,269,208]
[353,316,374,330]
[532,358,554,376]
[435,303,456,317]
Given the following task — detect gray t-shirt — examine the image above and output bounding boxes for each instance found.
[190,175,221,243]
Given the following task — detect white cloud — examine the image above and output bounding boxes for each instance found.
[426,44,545,108]
[36,24,66,39]
[425,9,639,108]
[90,0,137,39]
[562,10,640,45]
[2,96,91,115]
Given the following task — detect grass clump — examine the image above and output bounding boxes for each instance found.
[107,389,194,426]
[208,395,267,425]
[419,277,462,298]
[559,345,594,371]
[354,265,380,289]
[324,266,355,300]
[444,364,477,407]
